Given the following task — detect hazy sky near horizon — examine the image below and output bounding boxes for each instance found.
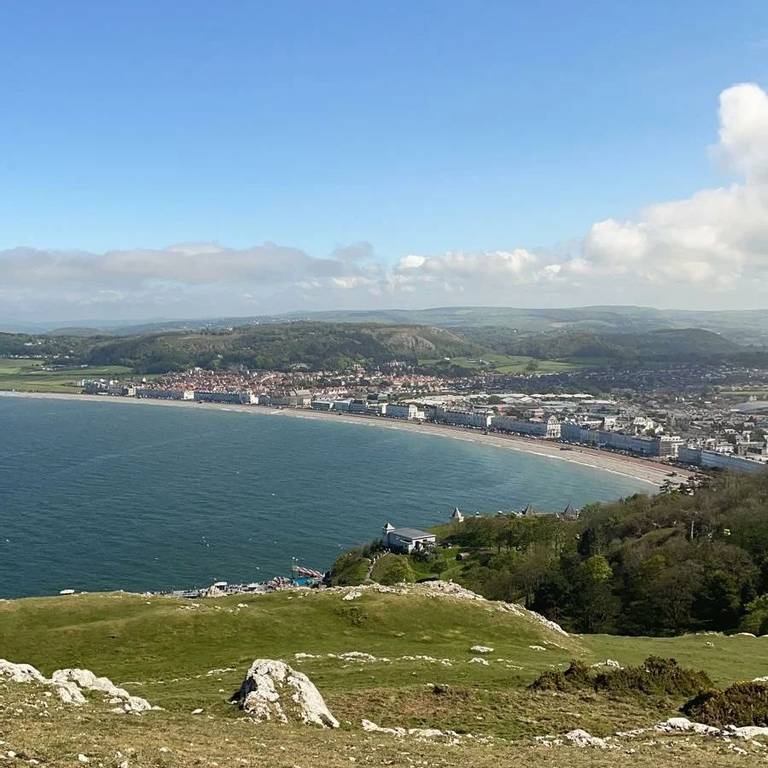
[2,1,768,322]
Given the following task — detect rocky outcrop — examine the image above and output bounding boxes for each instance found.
[360,720,487,743]
[232,659,339,728]
[0,659,152,713]
[563,729,609,748]
[655,717,768,740]
[329,581,569,636]
[0,660,47,684]
[51,669,152,713]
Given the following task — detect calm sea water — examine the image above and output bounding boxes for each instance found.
[0,397,650,598]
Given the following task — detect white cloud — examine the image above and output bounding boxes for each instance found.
[2,82,768,320]
[717,83,768,180]
[387,82,768,306]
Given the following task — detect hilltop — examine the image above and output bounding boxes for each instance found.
[1,318,764,380]
[3,581,768,766]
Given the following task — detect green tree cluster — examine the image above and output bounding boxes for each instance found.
[443,472,768,636]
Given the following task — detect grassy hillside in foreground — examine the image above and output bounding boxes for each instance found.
[0,681,751,768]
[3,585,768,766]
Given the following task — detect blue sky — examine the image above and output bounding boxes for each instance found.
[1,1,768,320]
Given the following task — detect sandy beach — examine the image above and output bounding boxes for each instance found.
[0,390,690,488]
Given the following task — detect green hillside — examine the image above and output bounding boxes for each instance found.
[2,584,767,766]
[2,321,764,382]
[331,472,768,637]
[282,306,768,344]
[82,322,479,372]
[459,327,745,365]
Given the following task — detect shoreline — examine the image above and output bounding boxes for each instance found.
[0,390,688,488]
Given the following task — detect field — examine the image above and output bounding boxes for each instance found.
[1,585,767,766]
[419,353,579,375]
[0,358,133,393]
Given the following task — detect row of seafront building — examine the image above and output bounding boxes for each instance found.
[81,377,768,473]
[306,397,767,470]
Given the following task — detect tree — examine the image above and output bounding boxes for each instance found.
[572,555,618,633]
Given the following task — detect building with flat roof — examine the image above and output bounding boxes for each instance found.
[382,523,437,554]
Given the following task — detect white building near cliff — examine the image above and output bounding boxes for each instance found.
[382,523,436,554]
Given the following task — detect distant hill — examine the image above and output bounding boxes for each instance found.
[1,320,765,374]
[459,327,745,365]
[280,306,768,345]
[3,305,767,346]
[84,322,480,373]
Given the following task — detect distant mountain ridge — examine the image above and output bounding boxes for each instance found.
[1,320,764,374]
[1,305,767,345]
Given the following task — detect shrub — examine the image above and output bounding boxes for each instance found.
[596,656,711,697]
[529,656,711,698]
[371,554,415,585]
[327,550,369,586]
[529,661,593,692]
[682,682,768,727]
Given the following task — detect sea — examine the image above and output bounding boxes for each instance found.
[0,396,651,598]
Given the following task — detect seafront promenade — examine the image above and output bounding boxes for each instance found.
[0,390,689,488]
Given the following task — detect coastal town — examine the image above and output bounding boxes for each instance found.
[78,362,768,476]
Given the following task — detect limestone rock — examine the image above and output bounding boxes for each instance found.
[564,729,609,748]
[728,725,768,740]
[54,680,87,705]
[1,659,151,712]
[655,717,721,736]
[590,659,621,669]
[0,660,47,684]
[470,645,494,654]
[233,659,339,728]
[51,668,152,713]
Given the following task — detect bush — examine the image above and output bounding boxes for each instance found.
[371,554,415,585]
[529,656,711,699]
[683,682,768,727]
[327,550,369,586]
[529,661,593,692]
[596,656,712,697]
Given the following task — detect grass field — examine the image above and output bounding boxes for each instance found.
[1,586,768,766]
[419,354,579,375]
[0,357,133,393]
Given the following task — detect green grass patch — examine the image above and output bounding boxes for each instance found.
[0,357,134,393]
[418,354,579,374]
[3,588,768,765]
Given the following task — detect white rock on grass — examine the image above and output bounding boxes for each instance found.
[0,659,85,704]
[564,729,609,748]
[55,680,87,705]
[728,725,768,740]
[0,660,47,684]
[361,719,407,736]
[1,659,153,712]
[361,720,462,741]
[233,659,339,728]
[469,657,489,666]
[470,645,494,654]
[655,717,721,736]
[51,669,152,713]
